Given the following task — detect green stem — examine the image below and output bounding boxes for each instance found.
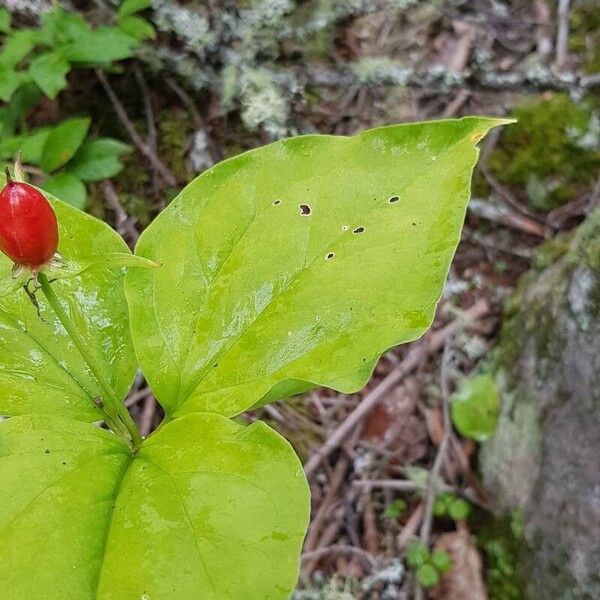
[38,274,142,451]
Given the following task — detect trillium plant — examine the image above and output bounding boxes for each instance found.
[0,117,509,599]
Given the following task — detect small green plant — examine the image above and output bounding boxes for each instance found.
[451,373,500,441]
[433,492,472,521]
[383,498,407,519]
[0,116,509,598]
[0,3,153,207]
[406,541,452,588]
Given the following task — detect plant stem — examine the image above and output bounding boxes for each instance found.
[37,273,142,451]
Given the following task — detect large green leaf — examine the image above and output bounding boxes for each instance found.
[41,117,90,172]
[0,413,309,599]
[0,177,136,420]
[126,117,510,419]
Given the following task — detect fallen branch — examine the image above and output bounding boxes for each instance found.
[301,544,377,571]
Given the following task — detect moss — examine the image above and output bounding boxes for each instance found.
[477,513,527,600]
[569,1,600,73]
[156,108,193,183]
[488,94,600,210]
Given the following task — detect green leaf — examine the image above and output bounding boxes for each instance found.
[61,27,138,63]
[0,29,36,68]
[433,492,453,517]
[19,126,53,164]
[0,175,137,421]
[40,117,90,172]
[0,8,11,33]
[417,563,440,588]
[67,138,131,182]
[384,498,407,519]
[431,550,452,574]
[448,497,471,521]
[451,373,500,441]
[37,7,90,46]
[118,0,152,18]
[0,413,310,599]
[0,65,25,102]
[46,253,161,282]
[42,173,87,209]
[0,132,25,159]
[126,117,511,419]
[28,52,70,98]
[118,15,156,40]
[0,128,53,163]
[0,83,40,137]
[406,541,430,568]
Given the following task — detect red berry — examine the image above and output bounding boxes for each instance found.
[0,179,59,269]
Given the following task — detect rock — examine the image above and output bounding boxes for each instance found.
[480,209,600,599]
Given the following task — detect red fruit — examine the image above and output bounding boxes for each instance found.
[0,177,59,269]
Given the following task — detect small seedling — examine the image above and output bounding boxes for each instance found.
[433,492,472,521]
[406,541,452,588]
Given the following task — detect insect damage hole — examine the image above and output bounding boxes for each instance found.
[325,252,335,261]
[272,199,281,206]
[353,226,365,234]
[299,204,311,215]
[388,195,400,204]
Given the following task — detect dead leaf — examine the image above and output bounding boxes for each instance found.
[428,526,487,600]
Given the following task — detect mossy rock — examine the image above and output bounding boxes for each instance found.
[487,94,600,211]
[480,209,600,599]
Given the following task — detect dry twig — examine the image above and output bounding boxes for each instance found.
[95,69,177,186]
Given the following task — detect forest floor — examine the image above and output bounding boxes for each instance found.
[4,1,600,598]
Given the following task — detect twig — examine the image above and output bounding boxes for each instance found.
[414,344,453,600]
[303,300,490,477]
[303,426,362,552]
[397,501,425,551]
[166,77,223,161]
[420,343,453,547]
[95,69,177,186]
[132,64,159,193]
[353,479,455,494]
[469,198,548,238]
[479,165,545,223]
[301,544,377,570]
[100,181,139,243]
[125,385,152,407]
[442,90,470,118]
[139,395,157,437]
[302,507,345,576]
[556,0,571,69]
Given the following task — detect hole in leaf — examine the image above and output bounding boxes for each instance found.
[388,195,400,203]
[342,225,349,231]
[325,252,335,260]
[353,226,365,234]
[299,204,311,215]
[272,199,281,206]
